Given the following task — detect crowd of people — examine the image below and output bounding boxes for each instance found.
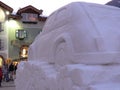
[0,62,18,87]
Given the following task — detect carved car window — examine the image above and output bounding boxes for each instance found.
[42,6,71,35]
[54,7,71,28]
[42,12,56,34]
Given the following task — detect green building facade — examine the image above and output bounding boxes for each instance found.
[0,1,47,65]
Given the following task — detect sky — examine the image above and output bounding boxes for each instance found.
[1,0,111,16]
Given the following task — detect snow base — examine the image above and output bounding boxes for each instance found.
[15,61,120,90]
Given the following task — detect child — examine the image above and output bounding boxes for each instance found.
[0,67,2,87]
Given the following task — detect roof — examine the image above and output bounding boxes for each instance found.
[38,16,47,21]
[9,14,22,20]
[0,1,13,13]
[17,5,43,15]
[0,1,47,21]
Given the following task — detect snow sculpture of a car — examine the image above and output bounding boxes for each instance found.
[28,2,120,66]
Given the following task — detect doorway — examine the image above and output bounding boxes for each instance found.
[20,45,28,60]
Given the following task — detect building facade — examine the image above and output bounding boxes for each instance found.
[0,1,13,66]
[0,1,47,66]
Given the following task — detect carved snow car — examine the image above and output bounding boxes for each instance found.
[28,2,120,66]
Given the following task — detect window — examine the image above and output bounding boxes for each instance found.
[0,22,3,32]
[55,7,71,28]
[0,39,4,50]
[21,13,38,23]
[16,30,27,40]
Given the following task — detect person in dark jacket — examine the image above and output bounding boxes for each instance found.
[0,67,3,87]
[9,63,14,80]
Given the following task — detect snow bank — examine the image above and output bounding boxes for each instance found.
[15,61,120,90]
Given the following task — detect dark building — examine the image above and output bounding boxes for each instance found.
[106,0,120,8]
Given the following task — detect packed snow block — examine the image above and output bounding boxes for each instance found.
[58,64,120,86]
[15,61,58,90]
[71,85,89,90]
[16,61,120,90]
[28,1,120,65]
[73,52,120,65]
[46,75,58,90]
[29,62,55,90]
[15,61,27,90]
[88,83,120,90]
[15,61,35,90]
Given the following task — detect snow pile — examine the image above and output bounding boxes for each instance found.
[15,2,120,90]
[15,61,120,90]
[15,61,58,90]
[58,64,120,90]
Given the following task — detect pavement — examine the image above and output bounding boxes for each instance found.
[0,80,16,90]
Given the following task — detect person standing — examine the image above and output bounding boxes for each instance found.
[0,67,3,87]
[2,64,9,82]
[9,63,14,81]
